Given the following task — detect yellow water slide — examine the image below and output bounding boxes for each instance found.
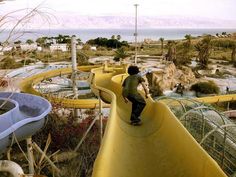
[20,65,101,109]
[90,67,228,177]
[196,94,236,103]
[20,65,235,176]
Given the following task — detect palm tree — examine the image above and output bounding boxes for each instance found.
[231,43,236,65]
[14,40,22,44]
[184,34,192,45]
[76,38,82,45]
[114,48,127,62]
[117,35,121,41]
[159,37,164,55]
[222,32,227,36]
[36,37,45,47]
[111,35,115,40]
[179,34,192,65]
[195,35,212,69]
[26,39,34,45]
[166,40,176,62]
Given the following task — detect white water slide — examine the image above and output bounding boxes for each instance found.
[0,92,51,156]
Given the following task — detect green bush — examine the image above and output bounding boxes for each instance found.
[149,85,164,97]
[190,81,220,94]
[113,47,128,62]
[113,56,120,62]
[87,37,129,49]
[82,44,91,50]
[0,57,23,69]
[229,101,236,109]
[20,59,35,65]
[97,46,107,51]
[76,51,89,65]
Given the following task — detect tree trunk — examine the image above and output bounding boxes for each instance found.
[231,46,236,63]
[161,42,163,55]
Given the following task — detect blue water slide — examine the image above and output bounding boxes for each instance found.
[0,92,52,156]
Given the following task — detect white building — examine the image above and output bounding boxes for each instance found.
[50,44,68,52]
[90,46,97,51]
[0,46,13,52]
[37,46,42,51]
[77,45,83,50]
[20,44,38,51]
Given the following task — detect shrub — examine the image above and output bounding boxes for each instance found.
[45,53,52,58]
[0,57,23,69]
[113,47,128,62]
[76,51,89,65]
[97,46,107,51]
[113,56,120,62]
[149,85,164,97]
[82,44,91,50]
[229,101,236,110]
[190,81,220,94]
[86,37,129,49]
[21,59,35,65]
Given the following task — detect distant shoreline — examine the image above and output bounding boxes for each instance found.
[1,28,236,43]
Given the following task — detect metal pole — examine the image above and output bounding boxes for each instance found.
[71,35,78,98]
[227,101,230,111]
[26,137,34,175]
[221,131,227,168]
[134,4,138,65]
[71,35,80,119]
[99,94,103,142]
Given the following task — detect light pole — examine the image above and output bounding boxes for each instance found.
[71,35,78,98]
[71,35,80,120]
[134,4,139,65]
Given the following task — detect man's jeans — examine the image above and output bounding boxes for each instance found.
[127,94,146,122]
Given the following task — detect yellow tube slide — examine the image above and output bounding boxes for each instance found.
[196,94,236,103]
[20,65,100,109]
[91,67,227,177]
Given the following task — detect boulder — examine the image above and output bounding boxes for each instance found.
[146,63,196,91]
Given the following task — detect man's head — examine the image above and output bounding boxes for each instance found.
[128,65,139,75]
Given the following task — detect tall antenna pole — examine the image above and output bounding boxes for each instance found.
[134,4,139,65]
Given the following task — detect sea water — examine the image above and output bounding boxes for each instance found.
[1,28,236,43]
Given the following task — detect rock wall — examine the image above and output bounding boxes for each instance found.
[147,63,196,91]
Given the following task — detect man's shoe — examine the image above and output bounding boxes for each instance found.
[130,120,142,126]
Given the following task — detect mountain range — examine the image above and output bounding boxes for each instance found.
[46,15,236,29]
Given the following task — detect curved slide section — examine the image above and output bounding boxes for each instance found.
[0,92,51,155]
[91,67,227,177]
[20,65,100,109]
[196,94,236,103]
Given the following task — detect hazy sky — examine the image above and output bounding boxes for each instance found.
[1,0,236,20]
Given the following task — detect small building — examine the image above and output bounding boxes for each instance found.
[90,46,97,51]
[37,46,42,51]
[20,44,38,51]
[0,46,13,52]
[77,45,83,50]
[49,44,68,52]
